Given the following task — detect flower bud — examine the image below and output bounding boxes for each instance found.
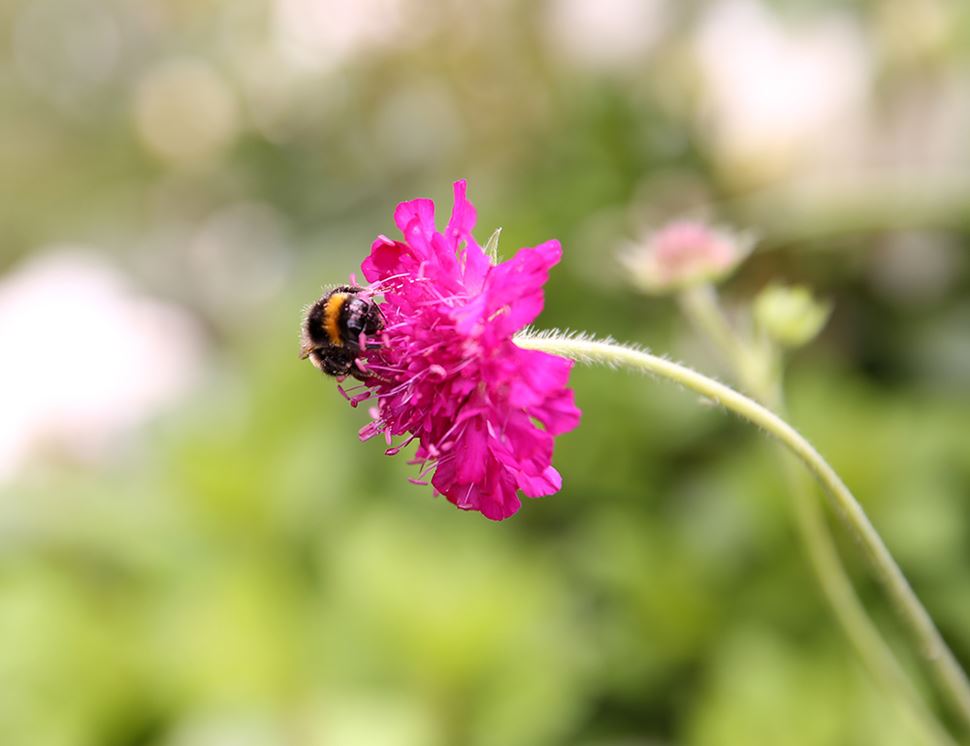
[620,220,754,294]
[754,284,832,348]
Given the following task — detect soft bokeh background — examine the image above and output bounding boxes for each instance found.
[2,1,970,744]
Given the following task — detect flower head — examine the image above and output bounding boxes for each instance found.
[754,283,832,348]
[343,181,580,520]
[620,220,753,294]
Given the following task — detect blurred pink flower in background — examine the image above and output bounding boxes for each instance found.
[0,250,206,483]
[619,220,753,294]
[348,181,581,521]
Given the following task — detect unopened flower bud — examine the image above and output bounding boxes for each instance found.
[620,220,754,294]
[754,284,831,348]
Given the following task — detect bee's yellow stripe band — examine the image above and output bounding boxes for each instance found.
[324,293,348,347]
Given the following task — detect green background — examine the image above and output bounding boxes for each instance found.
[2,1,969,744]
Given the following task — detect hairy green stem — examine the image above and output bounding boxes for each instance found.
[678,286,954,744]
[780,447,955,745]
[515,331,970,736]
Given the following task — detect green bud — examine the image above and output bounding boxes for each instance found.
[754,284,832,348]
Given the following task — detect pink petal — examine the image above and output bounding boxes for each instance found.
[445,180,476,251]
[488,413,555,481]
[461,240,491,294]
[531,388,581,436]
[361,237,412,283]
[507,348,573,408]
[428,233,462,290]
[480,491,520,520]
[481,240,561,338]
[477,471,522,521]
[518,466,562,498]
[455,417,488,483]
[394,198,436,256]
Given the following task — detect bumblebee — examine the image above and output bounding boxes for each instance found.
[300,285,384,379]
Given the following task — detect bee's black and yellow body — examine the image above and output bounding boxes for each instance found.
[301,285,384,379]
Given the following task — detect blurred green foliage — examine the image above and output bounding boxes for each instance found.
[2,0,970,744]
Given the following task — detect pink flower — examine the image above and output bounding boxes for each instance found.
[620,220,753,294]
[346,180,581,520]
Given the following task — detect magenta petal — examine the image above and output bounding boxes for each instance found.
[518,465,562,498]
[481,240,562,338]
[430,455,459,496]
[452,295,487,337]
[446,180,492,291]
[445,180,476,249]
[532,388,582,436]
[461,241,491,294]
[394,199,436,247]
[362,237,411,282]
[488,414,555,480]
[507,348,573,407]
[432,463,521,520]
[480,493,520,520]
[531,238,563,266]
[401,217,434,258]
[455,417,488,483]
[429,233,461,289]
[477,472,522,521]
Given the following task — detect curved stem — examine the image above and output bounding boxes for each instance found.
[781,449,955,745]
[515,331,970,734]
[765,404,957,746]
[679,288,953,744]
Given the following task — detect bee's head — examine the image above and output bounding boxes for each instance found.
[342,296,384,349]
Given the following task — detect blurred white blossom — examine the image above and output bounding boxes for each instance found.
[0,250,206,482]
[273,0,426,72]
[694,0,871,181]
[133,57,240,166]
[543,0,668,73]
